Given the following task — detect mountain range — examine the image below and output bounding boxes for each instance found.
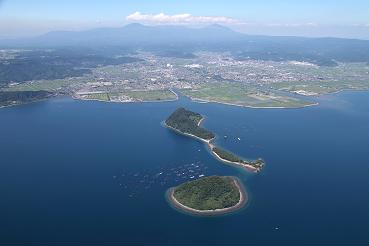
[2,23,369,66]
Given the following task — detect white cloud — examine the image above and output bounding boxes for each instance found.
[125,12,322,29]
[126,12,243,25]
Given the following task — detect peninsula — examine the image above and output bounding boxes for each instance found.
[0,91,54,108]
[165,107,264,172]
[167,176,247,215]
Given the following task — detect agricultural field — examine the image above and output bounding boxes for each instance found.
[122,90,177,102]
[180,82,315,108]
[77,89,177,103]
[79,93,110,101]
[6,78,84,92]
[272,79,369,95]
[271,63,369,95]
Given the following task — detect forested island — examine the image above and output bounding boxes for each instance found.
[0,91,54,108]
[165,108,264,172]
[167,176,246,215]
[165,107,215,141]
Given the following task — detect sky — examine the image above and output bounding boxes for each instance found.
[1,0,369,39]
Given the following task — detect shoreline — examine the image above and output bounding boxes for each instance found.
[209,143,261,173]
[164,121,214,144]
[3,87,369,110]
[290,88,369,97]
[189,97,319,109]
[0,97,55,109]
[166,176,247,216]
[164,120,261,172]
[75,97,178,104]
[73,89,179,104]
[73,96,178,104]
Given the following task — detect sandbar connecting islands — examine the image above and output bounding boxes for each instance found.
[165,107,264,172]
[164,107,265,215]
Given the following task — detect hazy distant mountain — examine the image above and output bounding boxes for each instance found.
[13,23,244,47]
[2,23,369,66]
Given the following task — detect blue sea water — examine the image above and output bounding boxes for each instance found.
[0,91,369,246]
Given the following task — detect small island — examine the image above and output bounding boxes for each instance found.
[165,107,264,172]
[165,107,215,141]
[167,176,247,216]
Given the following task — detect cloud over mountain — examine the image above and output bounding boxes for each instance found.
[126,12,241,25]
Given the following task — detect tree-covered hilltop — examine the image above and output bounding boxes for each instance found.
[212,147,264,170]
[173,176,240,210]
[165,107,215,140]
[0,90,54,107]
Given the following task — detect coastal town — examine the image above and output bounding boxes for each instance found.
[3,50,369,108]
[72,51,369,95]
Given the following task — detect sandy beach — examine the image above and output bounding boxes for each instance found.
[164,122,214,144]
[209,143,260,173]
